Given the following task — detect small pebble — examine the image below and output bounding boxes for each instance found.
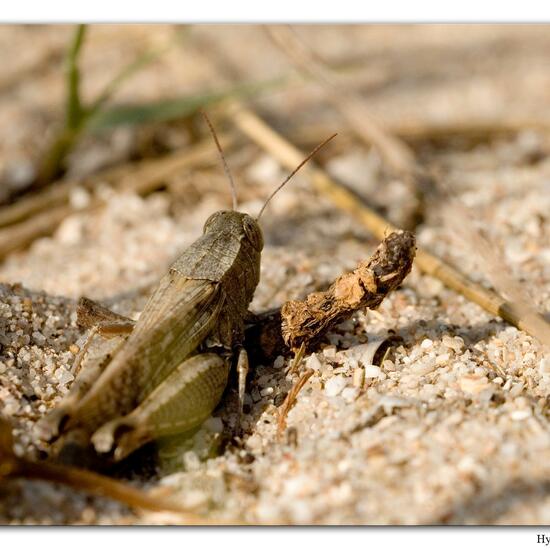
[510,409,531,421]
[459,375,490,395]
[306,354,323,371]
[322,346,337,359]
[324,375,348,397]
[342,387,360,402]
[182,450,200,471]
[32,331,46,345]
[54,367,74,385]
[420,339,433,349]
[364,365,382,378]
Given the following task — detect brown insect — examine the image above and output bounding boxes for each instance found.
[38,115,336,462]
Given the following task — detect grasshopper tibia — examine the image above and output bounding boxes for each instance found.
[235,347,249,433]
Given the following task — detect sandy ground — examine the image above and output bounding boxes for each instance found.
[0,25,550,525]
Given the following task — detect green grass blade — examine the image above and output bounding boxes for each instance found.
[87,78,284,131]
[65,24,87,130]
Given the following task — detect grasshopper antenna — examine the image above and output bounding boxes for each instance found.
[257,133,337,220]
[201,111,238,210]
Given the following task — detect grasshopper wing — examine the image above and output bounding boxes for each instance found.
[65,274,225,433]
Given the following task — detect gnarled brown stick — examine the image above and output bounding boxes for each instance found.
[244,230,415,361]
[281,230,416,351]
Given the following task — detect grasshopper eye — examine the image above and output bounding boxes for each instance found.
[243,216,264,251]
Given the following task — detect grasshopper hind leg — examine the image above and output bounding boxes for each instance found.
[91,353,230,462]
[37,300,136,443]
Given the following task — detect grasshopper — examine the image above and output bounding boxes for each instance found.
[38,115,335,462]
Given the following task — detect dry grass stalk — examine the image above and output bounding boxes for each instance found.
[225,102,550,346]
[0,178,85,228]
[286,343,306,376]
[0,133,234,228]
[277,368,314,438]
[290,118,550,151]
[390,117,550,143]
[444,198,550,347]
[0,204,75,258]
[0,417,209,521]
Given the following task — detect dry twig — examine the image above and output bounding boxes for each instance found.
[287,343,306,376]
[277,368,314,438]
[0,417,211,521]
[288,118,550,152]
[282,230,416,351]
[245,231,415,361]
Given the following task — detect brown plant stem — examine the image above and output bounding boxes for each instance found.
[277,368,314,438]
[245,231,415,360]
[0,417,202,519]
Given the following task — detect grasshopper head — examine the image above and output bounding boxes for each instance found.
[203,210,264,251]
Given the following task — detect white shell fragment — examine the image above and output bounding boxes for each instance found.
[364,365,382,378]
[510,409,531,421]
[324,375,349,397]
[459,375,491,395]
